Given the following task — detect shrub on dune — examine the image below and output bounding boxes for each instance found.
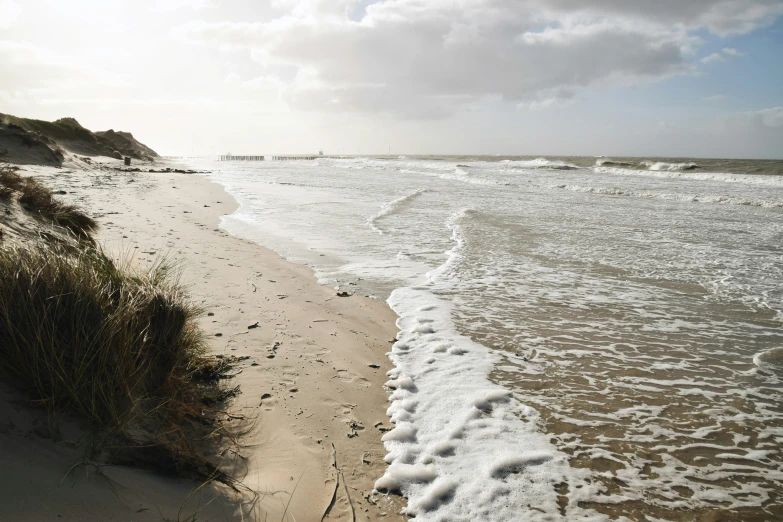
[0,242,236,482]
[0,163,24,193]
[0,162,97,239]
[17,178,98,239]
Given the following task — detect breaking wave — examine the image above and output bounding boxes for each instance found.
[594,166,783,186]
[642,161,700,171]
[367,188,428,235]
[554,184,783,208]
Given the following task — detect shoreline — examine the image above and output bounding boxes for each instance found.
[8,161,404,521]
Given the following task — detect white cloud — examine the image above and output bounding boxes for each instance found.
[701,46,747,64]
[175,2,708,116]
[701,52,723,64]
[0,0,21,29]
[536,0,783,36]
[757,106,783,127]
[718,106,783,131]
[224,71,241,84]
[153,0,216,11]
[173,1,782,117]
[0,40,127,99]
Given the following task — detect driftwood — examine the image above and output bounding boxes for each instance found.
[320,443,356,522]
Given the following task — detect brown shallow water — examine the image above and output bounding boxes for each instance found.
[450,221,783,520]
[201,155,783,520]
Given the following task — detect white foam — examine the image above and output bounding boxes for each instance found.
[642,161,699,171]
[374,463,438,491]
[382,425,418,442]
[377,211,595,521]
[367,188,428,235]
[408,478,458,515]
[553,183,783,208]
[594,165,783,186]
[195,156,783,518]
[753,347,783,373]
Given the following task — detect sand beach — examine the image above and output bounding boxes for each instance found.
[0,156,404,521]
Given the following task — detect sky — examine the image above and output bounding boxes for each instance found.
[1,0,782,158]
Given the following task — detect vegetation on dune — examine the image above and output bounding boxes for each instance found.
[0,169,238,484]
[0,162,24,192]
[0,114,98,149]
[0,162,97,239]
[0,113,158,161]
[17,178,98,238]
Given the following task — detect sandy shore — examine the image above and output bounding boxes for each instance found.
[1,161,404,521]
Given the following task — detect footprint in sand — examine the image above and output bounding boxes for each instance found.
[259,392,278,411]
[277,365,299,387]
[335,369,371,387]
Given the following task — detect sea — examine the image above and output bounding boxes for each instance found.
[190,155,783,521]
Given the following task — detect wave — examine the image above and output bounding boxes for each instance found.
[553,184,783,208]
[754,347,783,374]
[641,161,699,171]
[594,166,783,186]
[595,159,635,167]
[397,168,512,187]
[499,158,579,171]
[380,208,580,520]
[367,189,428,235]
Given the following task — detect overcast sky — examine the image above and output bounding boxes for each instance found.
[1,0,782,158]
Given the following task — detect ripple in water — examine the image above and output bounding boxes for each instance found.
[198,156,783,520]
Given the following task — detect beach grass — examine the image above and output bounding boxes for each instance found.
[0,162,97,238]
[0,162,24,192]
[0,187,237,483]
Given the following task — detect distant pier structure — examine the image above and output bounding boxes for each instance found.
[219,155,265,161]
[218,154,324,161]
[269,155,320,161]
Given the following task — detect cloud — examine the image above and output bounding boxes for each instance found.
[174,0,783,117]
[718,106,783,132]
[0,40,127,96]
[153,0,216,11]
[0,0,21,29]
[756,106,783,127]
[704,94,727,101]
[701,52,723,63]
[701,46,747,64]
[722,47,745,56]
[535,0,783,36]
[224,71,241,84]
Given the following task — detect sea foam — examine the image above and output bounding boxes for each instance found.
[377,210,594,520]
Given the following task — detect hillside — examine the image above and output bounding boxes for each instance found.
[0,113,158,166]
[96,129,159,160]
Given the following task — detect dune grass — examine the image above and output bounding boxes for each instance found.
[0,237,237,483]
[0,162,97,238]
[17,178,98,238]
[0,162,23,191]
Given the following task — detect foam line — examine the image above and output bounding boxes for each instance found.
[367,188,428,235]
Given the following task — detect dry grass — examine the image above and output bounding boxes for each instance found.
[0,162,23,192]
[17,178,98,238]
[0,242,237,483]
[0,162,97,238]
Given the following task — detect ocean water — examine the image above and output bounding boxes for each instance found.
[194,156,783,521]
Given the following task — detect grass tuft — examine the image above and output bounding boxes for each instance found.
[18,178,98,238]
[0,242,236,483]
[0,162,97,238]
[0,163,23,192]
